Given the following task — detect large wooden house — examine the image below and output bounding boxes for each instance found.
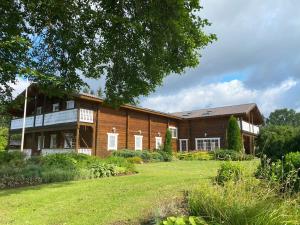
[8,85,264,157]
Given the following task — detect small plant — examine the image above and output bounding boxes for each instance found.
[160,216,207,225]
[126,156,143,164]
[177,151,214,161]
[215,162,243,185]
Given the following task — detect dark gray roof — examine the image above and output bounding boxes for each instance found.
[171,103,257,119]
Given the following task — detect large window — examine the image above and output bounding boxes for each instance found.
[195,138,220,151]
[107,133,118,150]
[155,137,162,149]
[179,139,188,152]
[50,134,57,148]
[134,135,143,150]
[169,126,178,139]
[64,133,74,149]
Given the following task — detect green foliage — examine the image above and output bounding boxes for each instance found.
[0,153,134,189]
[157,150,173,162]
[188,181,299,225]
[227,116,243,152]
[215,162,243,185]
[267,108,300,127]
[2,0,216,107]
[112,149,167,162]
[126,156,143,164]
[256,125,300,161]
[0,127,8,150]
[177,151,214,161]
[160,216,207,225]
[214,149,254,161]
[164,129,173,155]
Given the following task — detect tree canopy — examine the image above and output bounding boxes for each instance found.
[267,109,300,127]
[1,0,216,107]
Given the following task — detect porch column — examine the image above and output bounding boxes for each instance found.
[75,126,80,153]
[148,114,151,150]
[92,126,96,156]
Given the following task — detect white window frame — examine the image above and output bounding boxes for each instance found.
[179,139,189,152]
[195,137,221,151]
[37,135,45,150]
[107,133,118,151]
[52,103,59,112]
[168,126,178,139]
[64,133,74,149]
[155,137,162,150]
[36,106,42,115]
[50,134,57,149]
[134,135,143,150]
[66,100,75,109]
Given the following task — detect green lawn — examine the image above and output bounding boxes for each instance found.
[0,160,258,225]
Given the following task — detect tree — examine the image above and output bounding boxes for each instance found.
[267,109,300,127]
[227,116,243,152]
[0,127,8,151]
[1,0,216,107]
[163,129,172,155]
[90,90,95,95]
[82,87,91,94]
[97,87,104,99]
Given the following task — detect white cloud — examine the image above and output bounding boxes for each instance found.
[141,78,297,116]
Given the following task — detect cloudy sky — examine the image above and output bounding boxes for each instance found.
[13,0,300,116]
[141,0,300,116]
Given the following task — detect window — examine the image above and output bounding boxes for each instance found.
[169,126,178,139]
[195,138,220,151]
[64,133,74,149]
[50,134,57,148]
[37,136,45,150]
[36,106,42,115]
[134,135,143,150]
[179,139,188,152]
[155,137,162,150]
[52,103,59,112]
[107,133,118,150]
[66,100,75,109]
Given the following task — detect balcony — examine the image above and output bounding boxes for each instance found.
[10,108,94,130]
[239,120,260,135]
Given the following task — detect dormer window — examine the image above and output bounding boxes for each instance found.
[52,103,59,112]
[36,106,42,115]
[66,100,75,109]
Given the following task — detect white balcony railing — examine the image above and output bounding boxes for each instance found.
[10,108,94,130]
[239,120,260,135]
[41,148,75,156]
[78,148,92,155]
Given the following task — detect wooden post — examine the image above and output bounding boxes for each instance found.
[92,125,96,155]
[75,126,80,153]
[94,105,99,156]
[148,114,151,150]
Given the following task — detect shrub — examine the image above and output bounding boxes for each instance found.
[256,125,300,161]
[188,181,299,225]
[159,216,207,225]
[227,116,243,152]
[41,153,77,170]
[150,152,164,162]
[0,127,8,151]
[0,150,25,165]
[112,149,167,162]
[163,129,172,155]
[0,175,42,189]
[127,156,143,164]
[214,149,243,161]
[41,168,77,183]
[103,156,136,173]
[158,150,173,162]
[215,162,243,185]
[177,151,214,161]
[88,163,116,178]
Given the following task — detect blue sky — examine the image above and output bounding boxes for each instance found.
[13,0,300,116]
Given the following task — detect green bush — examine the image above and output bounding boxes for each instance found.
[0,175,42,189]
[88,163,116,178]
[158,150,172,162]
[163,129,173,155]
[0,150,25,165]
[215,162,243,185]
[256,125,300,161]
[227,116,243,152]
[0,127,8,150]
[112,149,167,162]
[159,216,207,225]
[177,151,214,161]
[214,149,242,161]
[127,156,143,164]
[103,156,136,173]
[41,169,77,183]
[150,152,164,162]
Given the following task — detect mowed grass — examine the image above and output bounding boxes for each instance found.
[0,160,258,225]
